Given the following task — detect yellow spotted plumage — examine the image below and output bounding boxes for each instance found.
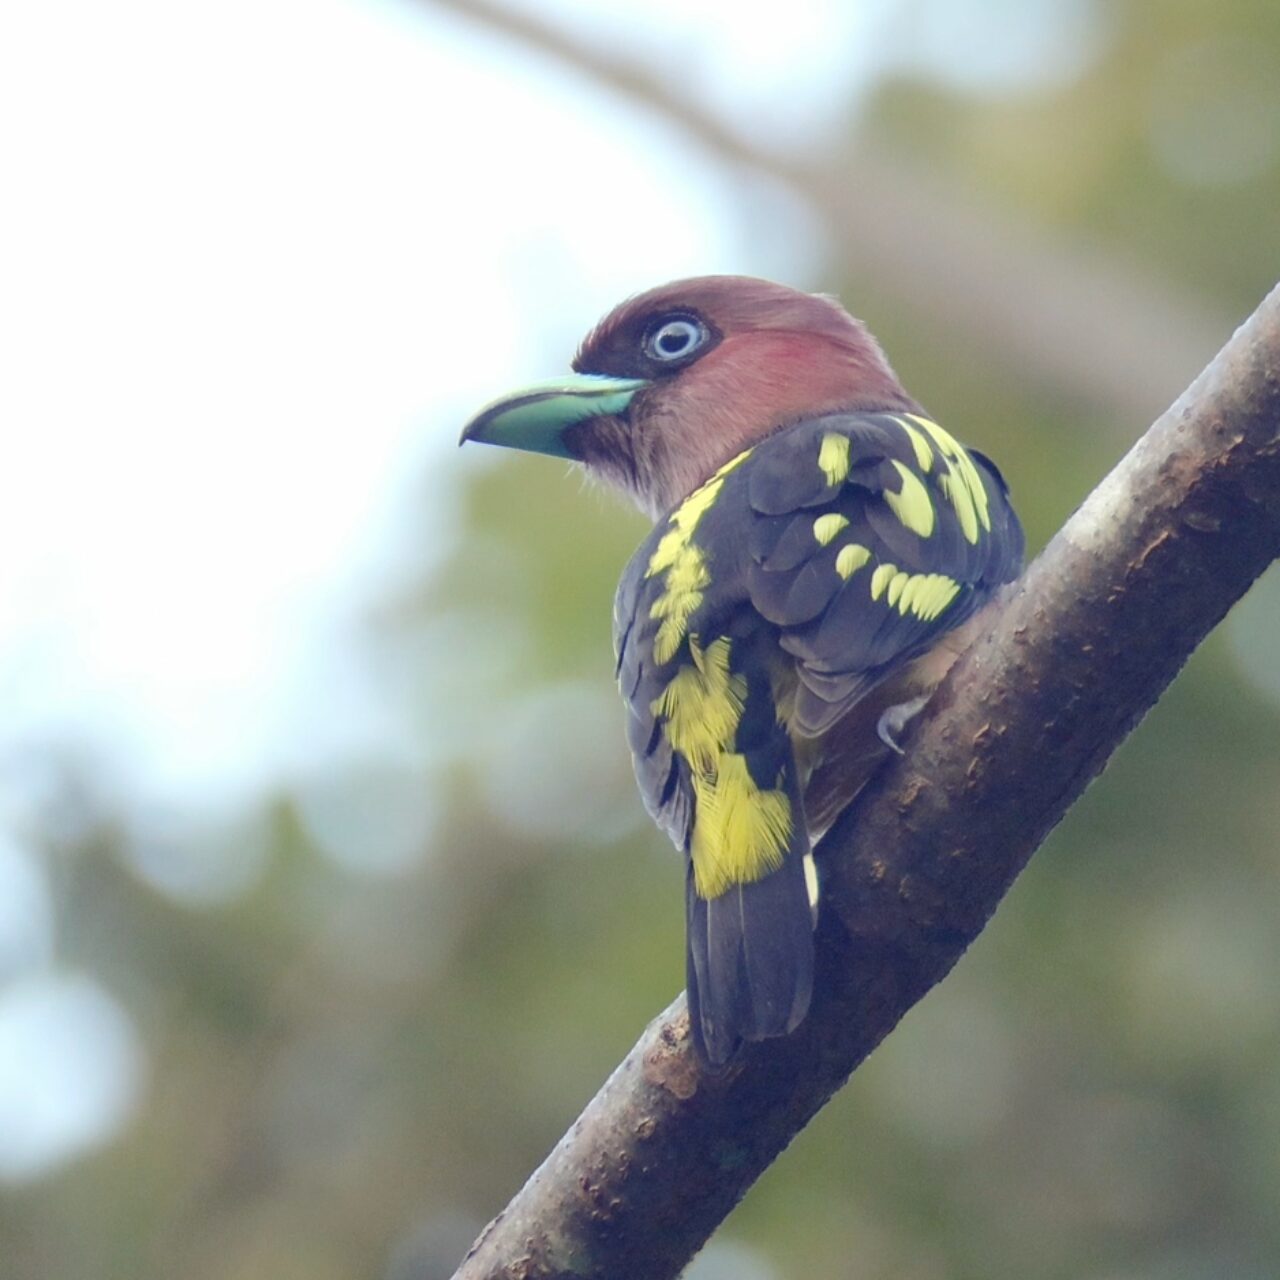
[651,635,745,773]
[615,409,1023,1064]
[835,543,872,579]
[885,460,935,538]
[461,276,1024,1070]
[817,431,851,485]
[689,754,792,898]
[646,451,751,662]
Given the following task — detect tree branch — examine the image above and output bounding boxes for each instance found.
[422,0,1230,423]
[451,287,1280,1280]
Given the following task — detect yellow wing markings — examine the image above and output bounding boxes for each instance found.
[820,417,990,546]
[902,414,992,545]
[895,417,935,472]
[884,460,935,538]
[643,421,985,901]
[909,574,961,620]
[870,562,898,601]
[868,560,959,620]
[835,543,872,580]
[813,513,849,546]
[818,431,851,486]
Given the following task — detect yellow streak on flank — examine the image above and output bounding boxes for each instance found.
[649,546,709,664]
[690,755,792,899]
[650,635,794,899]
[652,637,746,774]
[896,417,934,472]
[835,543,872,580]
[884,460,935,538]
[813,512,849,546]
[818,432,851,486]
[645,449,752,663]
[870,562,898,601]
[906,414,992,544]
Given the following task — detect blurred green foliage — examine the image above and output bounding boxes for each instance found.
[7,3,1280,1279]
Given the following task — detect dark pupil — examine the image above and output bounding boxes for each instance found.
[658,326,690,355]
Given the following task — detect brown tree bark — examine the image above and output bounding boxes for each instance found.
[449,285,1280,1280]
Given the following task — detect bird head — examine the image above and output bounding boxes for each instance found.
[460,276,918,518]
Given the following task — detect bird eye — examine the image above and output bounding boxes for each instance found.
[644,316,706,363]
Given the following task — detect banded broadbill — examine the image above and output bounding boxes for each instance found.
[461,277,1023,1066]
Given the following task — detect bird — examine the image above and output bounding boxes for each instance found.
[460,276,1024,1067]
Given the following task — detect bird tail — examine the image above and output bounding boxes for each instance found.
[685,847,814,1068]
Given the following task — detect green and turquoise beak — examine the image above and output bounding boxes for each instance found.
[459,374,649,459]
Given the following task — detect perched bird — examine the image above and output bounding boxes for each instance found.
[460,277,1023,1066]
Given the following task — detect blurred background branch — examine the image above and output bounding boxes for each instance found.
[426,0,1231,424]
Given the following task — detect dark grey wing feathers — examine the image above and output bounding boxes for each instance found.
[744,412,1023,737]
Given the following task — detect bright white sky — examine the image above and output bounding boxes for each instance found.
[0,0,855,818]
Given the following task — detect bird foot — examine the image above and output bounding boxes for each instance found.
[876,694,932,755]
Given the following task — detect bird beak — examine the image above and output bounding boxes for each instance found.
[459,374,649,459]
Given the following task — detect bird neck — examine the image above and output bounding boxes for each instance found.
[638,332,919,518]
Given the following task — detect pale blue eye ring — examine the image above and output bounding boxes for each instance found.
[645,317,706,362]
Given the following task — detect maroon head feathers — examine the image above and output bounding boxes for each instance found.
[566,276,919,518]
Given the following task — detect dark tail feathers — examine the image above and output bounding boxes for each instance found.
[685,855,814,1068]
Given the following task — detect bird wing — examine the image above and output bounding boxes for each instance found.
[742,411,1024,735]
[612,412,1022,1062]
